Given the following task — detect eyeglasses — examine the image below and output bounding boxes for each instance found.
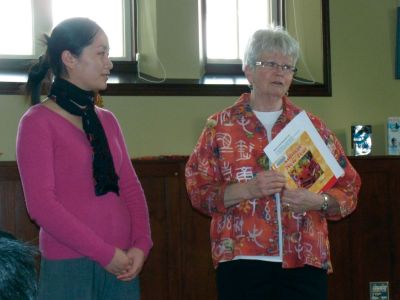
[255,61,297,74]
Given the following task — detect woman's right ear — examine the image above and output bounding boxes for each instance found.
[244,65,253,86]
[61,50,77,70]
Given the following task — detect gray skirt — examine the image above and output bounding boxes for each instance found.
[38,257,140,300]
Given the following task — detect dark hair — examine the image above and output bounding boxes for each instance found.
[0,231,38,300]
[26,17,102,105]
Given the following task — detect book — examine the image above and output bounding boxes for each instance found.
[264,111,344,193]
[387,117,400,155]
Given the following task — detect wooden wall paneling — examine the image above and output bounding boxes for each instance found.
[0,162,18,233]
[133,159,185,300]
[327,217,352,300]
[347,157,398,300]
[138,174,171,299]
[0,161,38,243]
[0,180,16,233]
[350,171,391,300]
[163,174,184,299]
[388,171,400,300]
[134,158,217,300]
[388,163,400,300]
[1,156,400,300]
[177,161,217,300]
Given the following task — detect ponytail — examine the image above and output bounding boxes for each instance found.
[26,54,51,105]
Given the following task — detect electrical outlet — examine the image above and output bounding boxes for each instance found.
[135,53,140,61]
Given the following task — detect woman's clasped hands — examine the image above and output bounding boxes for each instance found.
[247,170,322,214]
[247,170,286,198]
[105,247,146,281]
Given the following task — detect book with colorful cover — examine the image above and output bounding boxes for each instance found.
[264,111,344,193]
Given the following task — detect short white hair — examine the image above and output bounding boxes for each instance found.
[242,27,300,71]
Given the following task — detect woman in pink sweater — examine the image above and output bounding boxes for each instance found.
[16,17,152,300]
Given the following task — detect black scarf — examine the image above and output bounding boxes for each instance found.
[48,78,119,196]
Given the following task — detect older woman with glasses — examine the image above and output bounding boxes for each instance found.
[185,27,361,300]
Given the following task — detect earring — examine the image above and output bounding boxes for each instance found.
[94,93,104,107]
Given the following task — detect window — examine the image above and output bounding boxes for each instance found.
[0,1,33,57]
[0,0,331,97]
[0,0,134,60]
[203,0,282,74]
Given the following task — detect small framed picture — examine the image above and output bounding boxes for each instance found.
[351,125,372,156]
[370,282,389,300]
[388,117,400,155]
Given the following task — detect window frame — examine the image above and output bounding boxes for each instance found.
[0,0,331,97]
[202,0,284,76]
[0,0,136,69]
[200,0,332,97]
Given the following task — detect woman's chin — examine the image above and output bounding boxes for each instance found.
[97,83,108,91]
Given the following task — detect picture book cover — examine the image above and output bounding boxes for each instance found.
[264,111,344,193]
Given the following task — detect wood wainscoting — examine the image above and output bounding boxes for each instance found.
[1,156,399,300]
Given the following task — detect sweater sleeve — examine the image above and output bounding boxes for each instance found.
[16,111,115,267]
[107,112,153,257]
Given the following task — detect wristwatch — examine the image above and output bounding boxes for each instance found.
[321,193,329,213]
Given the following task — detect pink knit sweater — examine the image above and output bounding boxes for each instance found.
[16,104,152,267]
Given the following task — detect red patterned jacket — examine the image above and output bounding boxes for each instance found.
[185,93,361,273]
